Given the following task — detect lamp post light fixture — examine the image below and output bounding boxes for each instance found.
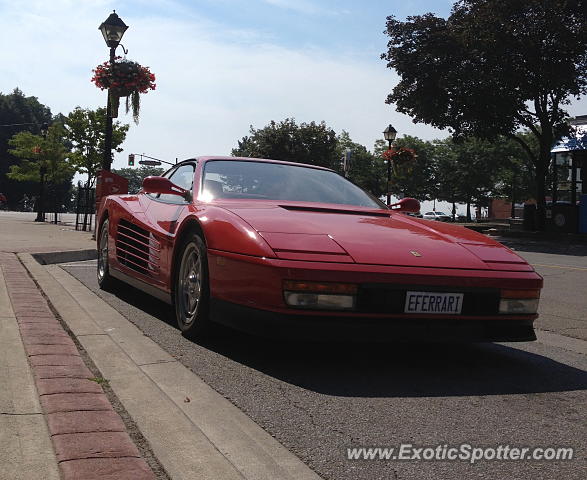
[383,124,397,206]
[35,122,49,222]
[99,10,128,171]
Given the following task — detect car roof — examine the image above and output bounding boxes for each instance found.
[177,156,335,173]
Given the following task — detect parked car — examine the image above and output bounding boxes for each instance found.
[423,211,453,222]
[96,156,542,342]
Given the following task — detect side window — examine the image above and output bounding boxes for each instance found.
[158,164,195,203]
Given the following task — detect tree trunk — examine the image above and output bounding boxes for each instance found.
[35,168,46,222]
[510,172,516,218]
[534,117,554,231]
[535,163,547,231]
[466,201,471,222]
[534,143,552,231]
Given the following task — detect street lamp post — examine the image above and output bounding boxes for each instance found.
[98,11,128,172]
[35,122,49,222]
[383,124,397,206]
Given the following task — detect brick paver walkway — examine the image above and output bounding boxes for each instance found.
[0,252,155,480]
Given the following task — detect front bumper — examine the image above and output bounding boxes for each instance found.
[207,250,541,342]
[210,298,536,342]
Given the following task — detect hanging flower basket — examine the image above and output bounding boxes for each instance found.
[91,57,156,124]
[383,147,417,178]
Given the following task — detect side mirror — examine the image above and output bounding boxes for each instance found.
[141,176,191,201]
[389,197,420,213]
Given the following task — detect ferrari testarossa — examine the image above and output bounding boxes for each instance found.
[96,156,542,341]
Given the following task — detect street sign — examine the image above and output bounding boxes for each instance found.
[139,160,161,166]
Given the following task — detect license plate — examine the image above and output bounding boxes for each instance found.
[404,291,464,314]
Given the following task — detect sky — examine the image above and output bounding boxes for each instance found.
[1,0,586,175]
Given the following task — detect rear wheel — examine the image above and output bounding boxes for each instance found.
[97,219,115,290]
[174,234,212,339]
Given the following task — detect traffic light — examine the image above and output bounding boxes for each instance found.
[128,154,135,166]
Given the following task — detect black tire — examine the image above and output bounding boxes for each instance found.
[97,219,116,290]
[174,234,213,339]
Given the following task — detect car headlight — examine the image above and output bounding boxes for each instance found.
[499,289,540,314]
[283,281,357,310]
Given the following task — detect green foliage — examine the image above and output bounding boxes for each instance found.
[8,123,73,184]
[231,119,539,211]
[232,120,389,196]
[8,122,74,215]
[0,88,53,207]
[391,136,438,200]
[430,135,539,219]
[64,107,129,187]
[491,132,538,202]
[232,118,339,170]
[337,131,386,196]
[382,0,587,228]
[112,166,165,194]
[435,138,502,204]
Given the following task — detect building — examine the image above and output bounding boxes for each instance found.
[548,115,587,233]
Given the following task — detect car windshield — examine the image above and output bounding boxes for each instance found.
[436,212,448,216]
[201,160,385,208]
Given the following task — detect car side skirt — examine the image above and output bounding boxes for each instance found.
[110,267,173,304]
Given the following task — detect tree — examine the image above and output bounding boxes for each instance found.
[433,137,510,220]
[382,0,587,229]
[0,88,52,209]
[232,118,339,170]
[112,166,165,194]
[64,107,129,187]
[391,136,438,201]
[232,120,394,197]
[8,123,74,217]
[337,131,385,196]
[485,133,538,217]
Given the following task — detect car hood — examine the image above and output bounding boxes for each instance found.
[217,202,532,271]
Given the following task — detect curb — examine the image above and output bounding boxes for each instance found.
[0,252,156,480]
[32,249,97,266]
[20,252,323,480]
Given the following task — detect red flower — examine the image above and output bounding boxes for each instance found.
[90,58,156,94]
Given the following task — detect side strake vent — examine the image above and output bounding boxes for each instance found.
[116,219,160,276]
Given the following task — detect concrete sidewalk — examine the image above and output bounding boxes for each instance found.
[0,212,97,479]
[0,263,60,480]
[0,211,94,254]
[0,212,157,479]
[0,253,155,480]
[0,211,323,479]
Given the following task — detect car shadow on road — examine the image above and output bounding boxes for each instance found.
[200,333,587,398]
[64,265,587,400]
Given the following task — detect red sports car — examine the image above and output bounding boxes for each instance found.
[96,156,542,341]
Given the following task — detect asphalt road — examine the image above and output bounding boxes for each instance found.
[492,236,587,341]
[61,243,587,480]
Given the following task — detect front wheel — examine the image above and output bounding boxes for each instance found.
[174,234,212,339]
[97,219,115,290]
